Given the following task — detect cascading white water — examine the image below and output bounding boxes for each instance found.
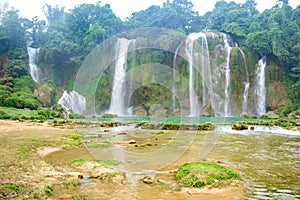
[222,33,233,117]
[172,41,183,113]
[58,91,87,114]
[185,33,203,116]
[127,40,136,116]
[109,38,133,115]
[255,56,267,115]
[197,33,215,115]
[243,82,250,114]
[238,48,250,115]
[27,47,41,82]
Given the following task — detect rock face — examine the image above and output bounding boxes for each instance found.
[265,62,290,111]
[133,106,148,116]
[150,104,167,117]
[34,83,60,107]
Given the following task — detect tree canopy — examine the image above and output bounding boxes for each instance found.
[0,0,299,108]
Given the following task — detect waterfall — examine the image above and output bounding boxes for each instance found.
[255,56,267,115]
[185,33,203,116]
[27,47,41,82]
[200,33,215,115]
[127,40,136,116]
[172,41,183,113]
[58,91,87,114]
[109,38,133,115]
[238,48,250,115]
[243,82,250,114]
[222,33,233,117]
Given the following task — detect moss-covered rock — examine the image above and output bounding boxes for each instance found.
[232,123,248,130]
[176,162,240,188]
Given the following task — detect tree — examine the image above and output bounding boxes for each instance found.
[126,0,198,33]
[1,9,27,53]
[42,4,65,25]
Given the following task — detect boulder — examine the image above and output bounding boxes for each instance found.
[232,123,248,130]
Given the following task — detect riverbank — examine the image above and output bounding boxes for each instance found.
[0,120,245,199]
[1,119,299,199]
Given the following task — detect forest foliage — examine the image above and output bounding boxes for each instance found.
[0,0,299,111]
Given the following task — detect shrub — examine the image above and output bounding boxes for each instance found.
[0,86,12,106]
[13,75,34,93]
[101,113,118,118]
[0,110,9,119]
[4,92,41,110]
[69,113,85,119]
[38,109,52,119]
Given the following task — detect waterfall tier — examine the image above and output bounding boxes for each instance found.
[255,56,267,115]
[109,38,134,116]
[185,33,203,116]
[96,32,265,117]
[58,91,87,114]
[222,33,233,117]
[27,47,41,82]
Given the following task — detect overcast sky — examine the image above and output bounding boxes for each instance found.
[6,0,300,20]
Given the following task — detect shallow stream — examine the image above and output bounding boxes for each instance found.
[46,125,300,199]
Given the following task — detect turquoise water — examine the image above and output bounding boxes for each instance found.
[92,116,251,124]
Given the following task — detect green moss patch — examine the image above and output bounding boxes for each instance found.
[176,162,239,188]
[68,159,119,167]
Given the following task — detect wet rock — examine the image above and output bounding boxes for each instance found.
[142,176,154,184]
[128,140,136,144]
[232,123,248,130]
[133,106,148,116]
[65,172,83,179]
[250,126,255,130]
[104,129,110,132]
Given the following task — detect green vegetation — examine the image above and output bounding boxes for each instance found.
[0,106,63,121]
[69,159,86,167]
[176,162,240,188]
[69,113,85,119]
[101,113,119,118]
[7,184,22,191]
[0,0,299,115]
[155,130,164,135]
[44,185,53,194]
[62,179,81,187]
[71,196,87,200]
[68,159,119,167]
[234,118,300,130]
[139,121,214,130]
[63,133,82,146]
